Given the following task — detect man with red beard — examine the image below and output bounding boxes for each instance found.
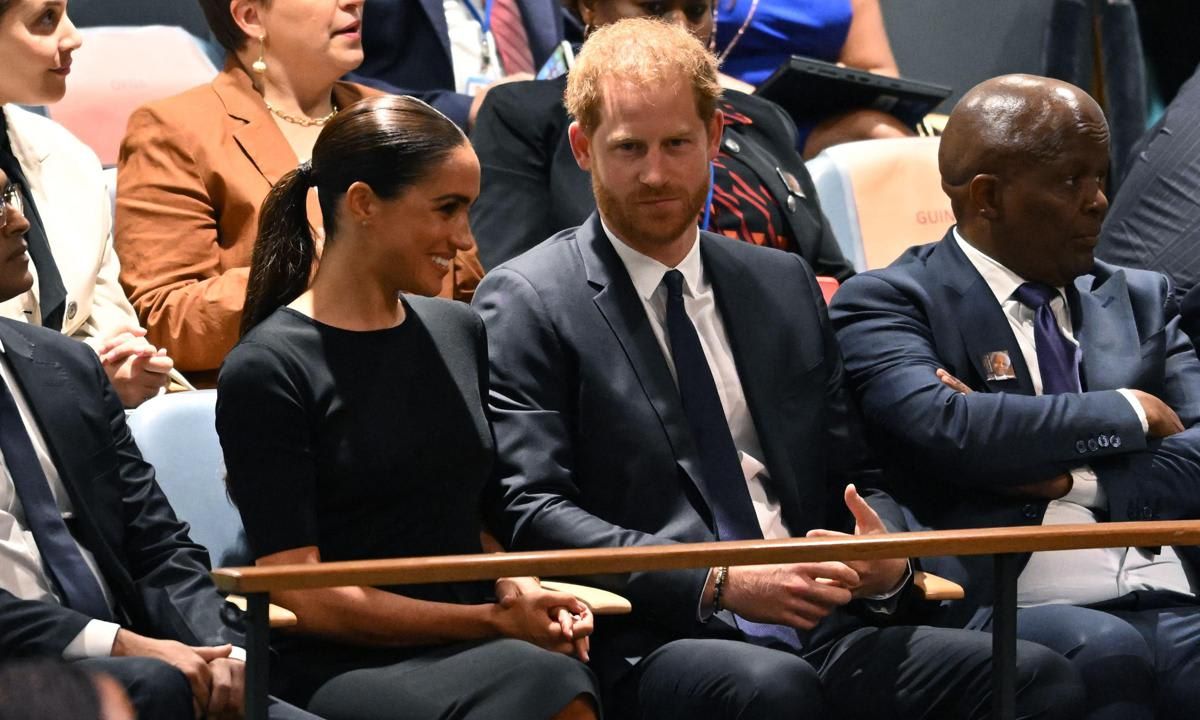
[474,18,1082,720]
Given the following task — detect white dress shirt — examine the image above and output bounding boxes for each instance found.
[0,340,119,658]
[954,229,1195,606]
[443,0,502,95]
[604,223,791,540]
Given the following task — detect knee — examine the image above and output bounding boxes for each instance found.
[1014,641,1086,720]
[1069,615,1153,668]
[732,652,827,719]
[1030,608,1153,671]
[120,657,193,719]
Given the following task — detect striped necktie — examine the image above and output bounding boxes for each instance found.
[491,0,535,75]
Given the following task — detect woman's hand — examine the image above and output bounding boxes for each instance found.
[95,324,173,407]
[493,578,592,661]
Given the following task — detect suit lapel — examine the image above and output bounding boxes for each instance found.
[1071,269,1141,391]
[213,64,299,190]
[517,0,560,62]
[717,118,813,251]
[701,236,804,518]
[0,323,136,620]
[0,324,82,478]
[931,232,1037,395]
[0,325,108,547]
[420,0,454,65]
[214,66,376,228]
[577,216,715,508]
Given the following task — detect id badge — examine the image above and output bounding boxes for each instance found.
[465,75,491,97]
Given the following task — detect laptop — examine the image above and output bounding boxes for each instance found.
[754,56,953,128]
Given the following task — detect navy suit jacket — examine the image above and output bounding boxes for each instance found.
[1182,284,1200,353]
[476,214,909,682]
[0,320,239,659]
[830,229,1200,629]
[1097,60,1200,301]
[352,0,563,129]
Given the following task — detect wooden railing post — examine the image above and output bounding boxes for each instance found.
[245,592,270,720]
[991,553,1020,720]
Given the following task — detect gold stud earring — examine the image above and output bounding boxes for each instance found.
[251,35,267,75]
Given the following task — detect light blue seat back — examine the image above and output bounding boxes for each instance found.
[806,152,866,272]
[126,390,252,568]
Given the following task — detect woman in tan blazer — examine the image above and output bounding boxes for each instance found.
[115,0,484,385]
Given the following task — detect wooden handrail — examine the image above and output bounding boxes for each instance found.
[213,520,1200,593]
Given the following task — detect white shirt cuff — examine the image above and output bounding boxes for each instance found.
[228,646,246,662]
[1117,388,1150,434]
[698,567,717,621]
[864,561,913,602]
[62,619,121,660]
[1064,467,1104,509]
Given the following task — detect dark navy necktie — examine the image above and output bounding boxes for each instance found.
[0,377,112,621]
[1013,282,1082,395]
[662,270,800,650]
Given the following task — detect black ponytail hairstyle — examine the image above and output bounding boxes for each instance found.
[241,95,467,336]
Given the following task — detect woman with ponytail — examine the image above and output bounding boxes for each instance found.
[215,95,599,720]
[116,0,484,387]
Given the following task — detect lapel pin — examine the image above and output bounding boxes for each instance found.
[982,351,1017,381]
[775,168,806,199]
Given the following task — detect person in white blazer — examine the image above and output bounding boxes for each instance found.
[0,0,175,407]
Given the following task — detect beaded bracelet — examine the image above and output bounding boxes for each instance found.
[712,566,730,613]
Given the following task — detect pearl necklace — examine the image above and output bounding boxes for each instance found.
[265,101,339,127]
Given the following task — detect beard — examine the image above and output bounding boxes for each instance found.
[592,169,711,251]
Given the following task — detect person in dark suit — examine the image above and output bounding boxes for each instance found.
[469,0,853,277]
[351,0,563,129]
[475,19,1082,720]
[1182,283,1200,355]
[0,168,315,719]
[1096,60,1200,302]
[831,74,1200,720]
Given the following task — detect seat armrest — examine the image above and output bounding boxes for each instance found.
[540,580,632,615]
[913,571,964,601]
[226,594,299,628]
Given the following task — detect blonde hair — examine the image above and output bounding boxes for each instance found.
[565,17,721,134]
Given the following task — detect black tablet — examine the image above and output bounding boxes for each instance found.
[754,56,952,127]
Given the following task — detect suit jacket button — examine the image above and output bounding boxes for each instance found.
[1111,434,1122,448]
[1075,440,1088,454]
[65,300,77,321]
[1087,438,1099,452]
[1022,504,1039,519]
[1097,434,1110,448]
[723,137,741,154]
[1142,505,1153,520]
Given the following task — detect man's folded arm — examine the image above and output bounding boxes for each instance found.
[1098,288,1200,519]
[831,273,1146,488]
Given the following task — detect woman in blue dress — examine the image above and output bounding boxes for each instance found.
[714,0,913,157]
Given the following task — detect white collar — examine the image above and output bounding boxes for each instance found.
[954,226,1067,306]
[602,218,704,301]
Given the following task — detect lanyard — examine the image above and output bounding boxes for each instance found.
[462,0,497,72]
[701,162,715,231]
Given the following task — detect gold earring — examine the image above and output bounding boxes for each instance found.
[251,35,267,74]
